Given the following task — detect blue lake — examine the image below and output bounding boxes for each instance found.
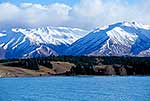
[0,76,150,101]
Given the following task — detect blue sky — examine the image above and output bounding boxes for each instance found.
[0,0,79,5]
[0,0,149,30]
[0,0,141,6]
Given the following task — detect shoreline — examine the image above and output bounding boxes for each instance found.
[1,73,150,78]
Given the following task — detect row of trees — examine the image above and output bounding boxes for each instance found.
[1,56,150,75]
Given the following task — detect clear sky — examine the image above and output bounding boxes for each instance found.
[0,0,149,30]
[0,0,80,5]
[0,0,141,5]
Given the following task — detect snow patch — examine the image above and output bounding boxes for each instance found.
[0,33,6,37]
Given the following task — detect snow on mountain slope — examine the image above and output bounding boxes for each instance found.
[64,21,150,56]
[23,45,59,58]
[0,27,88,59]
[138,49,150,57]
[1,21,150,59]
[12,27,87,46]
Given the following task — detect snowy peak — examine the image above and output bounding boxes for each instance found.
[96,21,150,31]
[0,26,88,59]
[0,21,150,59]
[12,27,88,46]
[122,21,150,30]
[23,45,59,58]
[64,21,150,56]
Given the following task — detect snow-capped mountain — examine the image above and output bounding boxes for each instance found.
[0,27,88,59]
[64,21,150,57]
[1,21,150,59]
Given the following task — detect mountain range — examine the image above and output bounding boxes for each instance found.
[0,27,88,59]
[0,21,150,59]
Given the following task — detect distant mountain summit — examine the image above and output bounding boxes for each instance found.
[0,27,88,59]
[0,21,150,59]
[64,21,150,57]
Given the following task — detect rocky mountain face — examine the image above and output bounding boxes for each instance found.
[64,22,150,57]
[0,21,150,59]
[0,27,88,59]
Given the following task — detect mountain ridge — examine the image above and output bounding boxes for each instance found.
[0,21,150,59]
[0,26,88,59]
[64,21,150,57]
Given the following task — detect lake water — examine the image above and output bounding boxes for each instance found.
[0,76,150,101]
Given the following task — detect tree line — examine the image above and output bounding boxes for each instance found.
[1,56,150,75]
